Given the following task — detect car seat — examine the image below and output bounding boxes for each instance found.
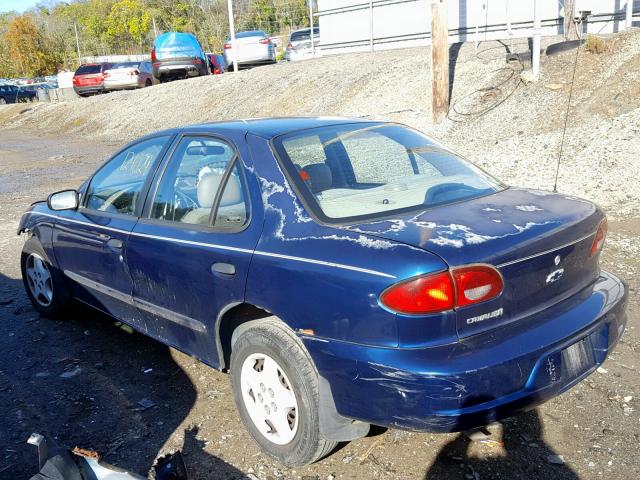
[181,172,242,225]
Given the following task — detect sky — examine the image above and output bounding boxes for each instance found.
[0,0,49,13]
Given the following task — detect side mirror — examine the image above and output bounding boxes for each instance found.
[47,190,79,211]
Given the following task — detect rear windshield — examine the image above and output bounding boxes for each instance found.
[75,64,101,75]
[109,62,139,69]
[273,124,503,223]
[236,30,267,38]
[290,28,319,41]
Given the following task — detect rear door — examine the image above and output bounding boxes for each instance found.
[126,130,263,366]
[53,135,172,330]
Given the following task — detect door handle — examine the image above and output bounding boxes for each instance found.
[106,238,123,252]
[212,263,235,276]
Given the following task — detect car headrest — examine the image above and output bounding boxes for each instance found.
[187,145,226,156]
[301,163,332,193]
[197,173,242,208]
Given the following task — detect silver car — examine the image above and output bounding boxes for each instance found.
[223,30,276,70]
[285,27,320,61]
[103,61,157,91]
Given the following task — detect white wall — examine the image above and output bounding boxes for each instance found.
[317,0,639,54]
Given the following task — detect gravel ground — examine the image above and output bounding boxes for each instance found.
[0,29,639,480]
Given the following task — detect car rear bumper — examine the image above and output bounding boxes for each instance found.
[104,78,139,90]
[73,85,103,95]
[224,50,275,66]
[303,270,628,432]
[153,61,206,78]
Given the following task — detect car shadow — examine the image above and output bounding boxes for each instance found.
[423,408,580,480]
[0,271,244,479]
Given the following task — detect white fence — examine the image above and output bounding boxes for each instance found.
[317,0,639,54]
[80,54,149,64]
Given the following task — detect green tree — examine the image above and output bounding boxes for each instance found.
[104,0,151,50]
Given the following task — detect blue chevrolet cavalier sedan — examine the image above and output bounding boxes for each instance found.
[18,118,628,465]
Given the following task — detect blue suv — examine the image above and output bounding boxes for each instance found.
[19,118,627,466]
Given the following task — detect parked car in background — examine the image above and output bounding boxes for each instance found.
[103,61,157,91]
[285,27,320,61]
[72,63,110,97]
[0,84,37,104]
[151,32,209,83]
[224,30,276,70]
[18,118,628,467]
[207,53,227,75]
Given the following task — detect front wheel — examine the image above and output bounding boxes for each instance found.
[21,237,70,318]
[230,319,337,466]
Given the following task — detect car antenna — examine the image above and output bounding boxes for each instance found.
[553,23,583,193]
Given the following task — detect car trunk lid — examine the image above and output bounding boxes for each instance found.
[348,188,604,338]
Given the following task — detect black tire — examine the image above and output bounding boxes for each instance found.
[0,97,7,104]
[20,236,71,318]
[145,79,152,87]
[230,318,337,466]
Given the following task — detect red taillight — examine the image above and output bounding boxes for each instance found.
[380,265,503,315]
[287,42,292,49]
[103,72,110,78]
[260,37,271,44]
[151,48,156,62]
[224,43,232,49]
[590,219,608,257]
[72,76,78,85]
[380,272,454,315]
[452,265,504,307]
[214,68,221,74]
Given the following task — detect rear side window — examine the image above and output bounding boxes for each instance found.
[150,136,248,228]
[75,65,101,75]
[85,136,169,215]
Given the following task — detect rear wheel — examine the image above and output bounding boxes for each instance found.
[21,237,70,318]
[230,319,337,466]
[145,79,152,87]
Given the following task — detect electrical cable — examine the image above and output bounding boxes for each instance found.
[553,27,581,192]
[447,41,524,122]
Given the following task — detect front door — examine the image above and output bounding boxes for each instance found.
[53,135,172,331]
[125,132,263,366]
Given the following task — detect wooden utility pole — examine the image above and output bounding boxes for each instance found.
[564,0,575,40]
[430,0,449,124]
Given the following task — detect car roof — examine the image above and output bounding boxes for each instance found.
[179,117,381,139]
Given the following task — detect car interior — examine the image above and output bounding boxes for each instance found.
[151,141,248,227]
[285,128,496,219]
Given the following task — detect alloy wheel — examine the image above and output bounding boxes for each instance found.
[25,253,53,307]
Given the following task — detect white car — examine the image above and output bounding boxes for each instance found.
[285,27,320,61]
[103,61,157,91]
[224,30,276,70]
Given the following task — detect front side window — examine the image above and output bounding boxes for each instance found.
[150,136,248,227]
[85,136,168,215]
[273,123,503,222]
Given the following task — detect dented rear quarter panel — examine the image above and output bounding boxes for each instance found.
[244,134,454,347]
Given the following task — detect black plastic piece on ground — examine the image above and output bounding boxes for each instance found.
[153,452,188,480]
[546,40,585,56]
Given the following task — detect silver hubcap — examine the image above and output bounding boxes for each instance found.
[26,254,53,307]
[240,353,299,445]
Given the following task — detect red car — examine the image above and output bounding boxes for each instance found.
[72,63,111,97]
[207,54,227,75]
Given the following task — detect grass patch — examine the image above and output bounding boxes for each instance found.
[585,35,609,54]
